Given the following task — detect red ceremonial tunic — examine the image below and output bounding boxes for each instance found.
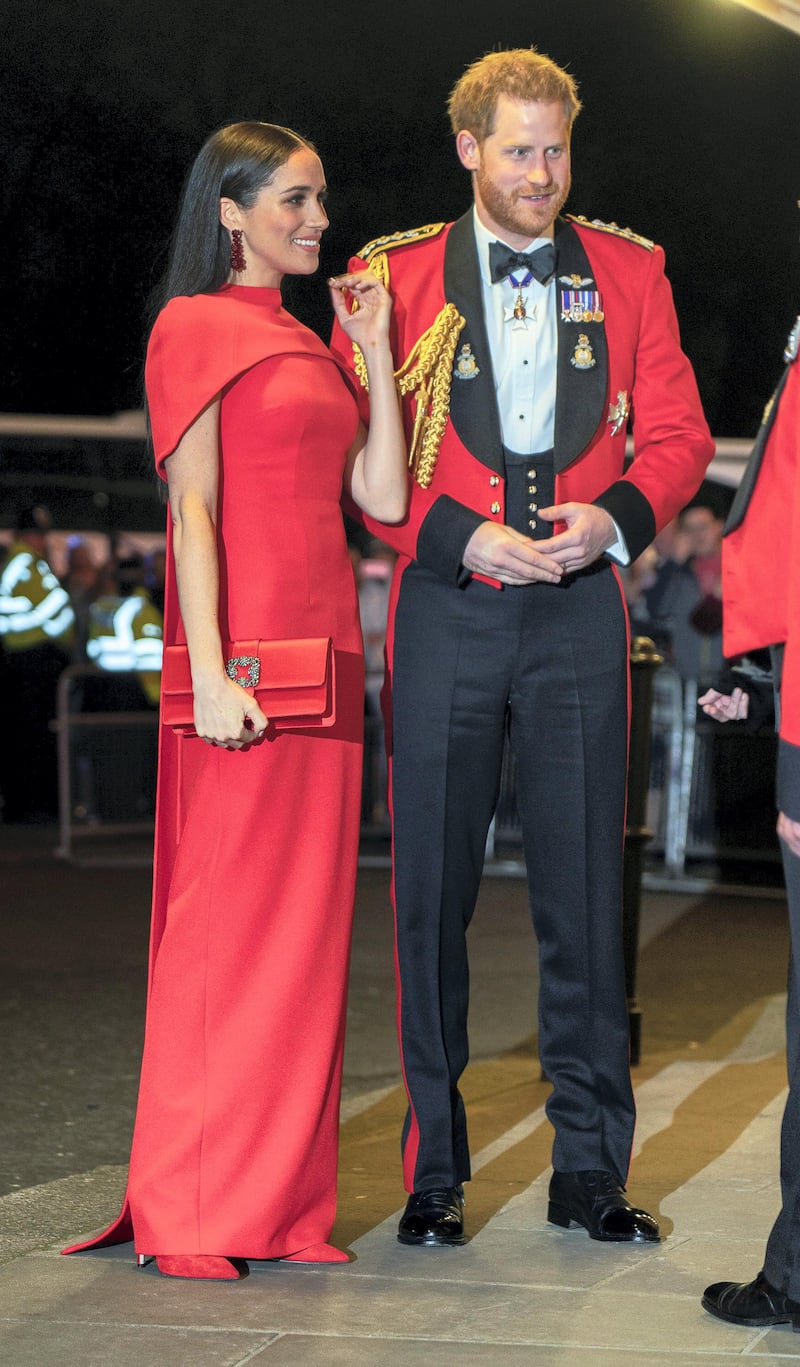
[723,353,800,820]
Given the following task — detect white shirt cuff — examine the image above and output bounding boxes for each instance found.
[605,518,630,566]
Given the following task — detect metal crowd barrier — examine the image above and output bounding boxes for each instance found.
[51,662,779,880]
[52,664,158,865]
[483,662,780,883]
[53,669,390,868]
[645,666,779,880]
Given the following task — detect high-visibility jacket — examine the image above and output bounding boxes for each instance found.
[86,589,163,705]
[0,540,75,651]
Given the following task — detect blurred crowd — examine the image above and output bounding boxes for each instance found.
[0,506,166,823]
[0,506,396,827]
[0,493,742,832]
[621,496,727,687]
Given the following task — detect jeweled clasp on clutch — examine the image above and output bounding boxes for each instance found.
[226,655,260,689]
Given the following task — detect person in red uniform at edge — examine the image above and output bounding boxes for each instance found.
[330,48,714,1248]
[699,315,800,1331]
[63,122,406,1281]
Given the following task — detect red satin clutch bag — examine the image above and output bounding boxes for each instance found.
[161,637,335,734]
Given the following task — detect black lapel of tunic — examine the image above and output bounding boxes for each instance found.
[444,213,505,475]
[724,365,791,535]
[553,218,608,473]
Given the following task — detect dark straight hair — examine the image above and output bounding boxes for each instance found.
[144,121,315,470]
[153,121,316,317]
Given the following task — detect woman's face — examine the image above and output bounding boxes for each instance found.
[221,148,329,287]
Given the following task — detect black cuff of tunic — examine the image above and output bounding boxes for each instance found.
[594,482,656,565]
[417,496,486,586]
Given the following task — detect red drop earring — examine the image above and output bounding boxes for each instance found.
[230,229,246,273]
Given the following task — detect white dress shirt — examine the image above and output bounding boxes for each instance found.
[473,209,557,455]
[472,209,629,564]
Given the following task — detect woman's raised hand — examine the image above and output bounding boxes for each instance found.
[328,271,392,347]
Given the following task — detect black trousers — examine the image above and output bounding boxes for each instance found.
[389,557,636,1192]
[763,837,800,1299]
[763,645,800,1298]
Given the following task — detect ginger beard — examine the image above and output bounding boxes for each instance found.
[473,155,571,243]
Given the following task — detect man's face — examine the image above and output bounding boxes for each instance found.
[456,95,572,249]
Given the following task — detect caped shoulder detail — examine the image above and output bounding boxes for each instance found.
[146,291,334,471]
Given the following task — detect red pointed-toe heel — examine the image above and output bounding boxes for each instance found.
[154,1254,248,1280]
[279,1242,350,1263]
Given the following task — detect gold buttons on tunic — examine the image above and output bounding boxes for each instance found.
[528,468,538,528]
[490,501,501,514]
[489,475,500,486]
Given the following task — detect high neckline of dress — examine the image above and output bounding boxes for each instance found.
[218,284,283,308]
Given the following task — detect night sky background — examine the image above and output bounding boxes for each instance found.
[4,0,800,438]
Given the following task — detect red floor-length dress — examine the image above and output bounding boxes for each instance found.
[65,284,365,1259]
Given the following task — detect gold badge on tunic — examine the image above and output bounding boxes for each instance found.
[571,334,596,370]
[453,342,480,380]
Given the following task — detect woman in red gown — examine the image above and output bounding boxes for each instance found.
[64,122,406,1280]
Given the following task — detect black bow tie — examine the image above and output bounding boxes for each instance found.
[489,240,556,285]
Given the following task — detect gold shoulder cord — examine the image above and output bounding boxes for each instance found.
[359,249,390,290]
[350,251,390,393]
[350,248,464,489]
[396,303,465,488]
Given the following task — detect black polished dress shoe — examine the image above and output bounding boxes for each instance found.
[547,1169,660,1242]
[397,1185,465,1246]
[702,1273,800,1330]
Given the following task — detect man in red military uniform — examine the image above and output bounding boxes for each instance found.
[700,315,800,1330]
[331,48,714,1247]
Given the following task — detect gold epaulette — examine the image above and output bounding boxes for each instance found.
[567,214,655,253]
[357,223,447,264]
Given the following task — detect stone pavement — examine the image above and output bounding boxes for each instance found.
[1,827,798,1364]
